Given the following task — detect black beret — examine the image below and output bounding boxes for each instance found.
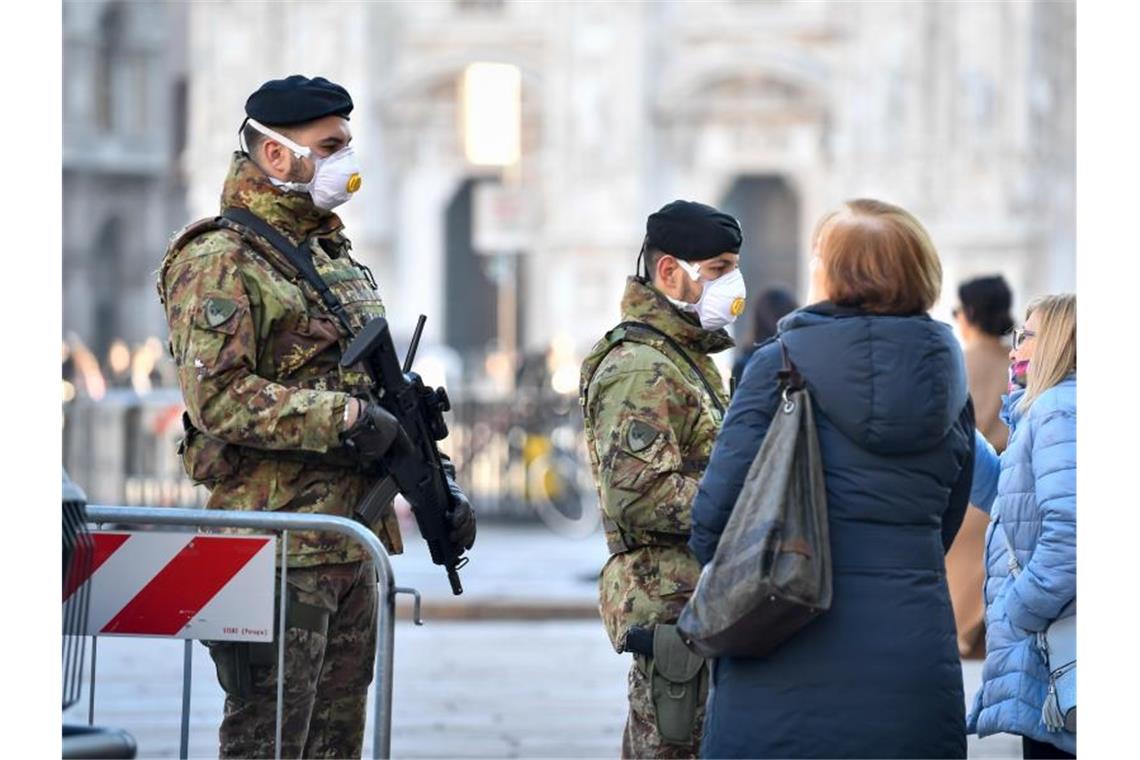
[245,75,353,126]
[646,200,743,261]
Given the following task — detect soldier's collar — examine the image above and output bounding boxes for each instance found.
[619,277,735,355]
[220,152,344,244]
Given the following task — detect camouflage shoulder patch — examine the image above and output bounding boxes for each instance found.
[203,297,239,328]
[626,419,661,453]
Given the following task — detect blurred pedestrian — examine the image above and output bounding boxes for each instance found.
[159,74,475,758]
[967,294,1076,759]
[690,199,971,758]
[580,200,745,758]
[730,287,797,388]
[946,275,1015,659]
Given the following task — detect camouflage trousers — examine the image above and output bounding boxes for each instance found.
[622,654,705,759]
[206,561,377,759]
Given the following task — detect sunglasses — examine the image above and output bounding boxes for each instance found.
[1012,328,1037,349]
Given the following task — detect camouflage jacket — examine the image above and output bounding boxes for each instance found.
[580,277,733,651]
[158,152,402,567]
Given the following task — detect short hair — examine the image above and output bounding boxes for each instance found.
[241,120,265,156]
[641,237,667,281]
[241,120,302,159]
[958,275,1014,337]
[814,198,942,314]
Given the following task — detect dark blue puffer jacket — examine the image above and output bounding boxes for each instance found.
[690,302,974,759]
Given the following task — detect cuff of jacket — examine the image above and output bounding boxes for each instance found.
[1005,583,1050,632]
[301,391,353,452]
[688,533,715,567]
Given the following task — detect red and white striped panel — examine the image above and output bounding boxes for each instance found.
[63,531,276,642]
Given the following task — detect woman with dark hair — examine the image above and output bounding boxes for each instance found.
[946,275,1015,659]
[730,288,798,387]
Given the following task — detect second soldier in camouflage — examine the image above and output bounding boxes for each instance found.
[580,200,746,758]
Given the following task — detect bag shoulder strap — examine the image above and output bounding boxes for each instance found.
[775,337,806,392]
[221,207,355,336]
[615,321,726,415]
[998,519,1021,577]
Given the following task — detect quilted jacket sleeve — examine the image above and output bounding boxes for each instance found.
[970,428,1001,513]
[690,342,781,566]
[1005,398,1077,632]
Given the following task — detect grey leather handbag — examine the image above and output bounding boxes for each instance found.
[678,341,832,658]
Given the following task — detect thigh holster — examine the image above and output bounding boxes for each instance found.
[647,623,708,745]
[204,588,330,700]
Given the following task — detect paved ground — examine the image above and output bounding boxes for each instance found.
[63,523,1023,758]
[390,520,608,614]
[63,622,1021,759]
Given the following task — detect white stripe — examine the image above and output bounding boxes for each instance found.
[84,532,192,634]
[184,539,277,642]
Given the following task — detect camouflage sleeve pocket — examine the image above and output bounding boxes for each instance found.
[193,293,247,336]
[608,417,682,491]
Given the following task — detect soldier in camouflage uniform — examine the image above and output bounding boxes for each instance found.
[159,75,475,758]
[580,201,746,758]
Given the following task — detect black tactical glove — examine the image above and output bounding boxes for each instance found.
[441,458,477,552]
[341,401,403,460]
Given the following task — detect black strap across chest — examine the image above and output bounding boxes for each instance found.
[615,320,725,416]
[221,207,355,336]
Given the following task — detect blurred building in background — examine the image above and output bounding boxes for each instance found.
[181,0,1074,365]
[63,0,189,358]
[62,0,1075,512]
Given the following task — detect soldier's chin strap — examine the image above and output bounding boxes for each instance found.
[221,207,356,336]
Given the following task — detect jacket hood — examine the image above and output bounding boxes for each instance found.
[777,302,969,455]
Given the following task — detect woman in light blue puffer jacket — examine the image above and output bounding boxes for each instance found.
[968,294,1076,759]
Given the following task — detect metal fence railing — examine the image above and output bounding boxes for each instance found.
[63,389,599,531]
[82,506,421,760]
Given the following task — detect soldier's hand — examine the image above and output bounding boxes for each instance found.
[341,400,403,460]
[439,458,476,552]
[445,478,476,553]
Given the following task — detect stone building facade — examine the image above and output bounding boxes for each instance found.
[63,0,188,357]
[179,0,1074,376]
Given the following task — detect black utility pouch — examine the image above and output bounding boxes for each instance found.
[648,623,708,745]
[202,589,329,701]
[204,641,257,700]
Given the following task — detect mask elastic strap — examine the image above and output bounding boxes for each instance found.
[245,118,312,160]
[677,259,703,282]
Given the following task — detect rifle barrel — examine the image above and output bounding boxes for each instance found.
[403,315,427,374]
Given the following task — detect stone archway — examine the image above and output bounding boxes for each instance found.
[719,175,802,344]
[379,55,544,350]
[654,53,832,377]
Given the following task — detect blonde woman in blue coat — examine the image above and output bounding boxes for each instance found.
[969,294,1076,759]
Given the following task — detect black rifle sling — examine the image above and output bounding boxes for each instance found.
[616,320,726,416]
[221,207,355,336]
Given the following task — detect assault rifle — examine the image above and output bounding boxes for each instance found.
[341,315,466,595]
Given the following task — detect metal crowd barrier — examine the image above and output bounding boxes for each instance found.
[83,505,422,760]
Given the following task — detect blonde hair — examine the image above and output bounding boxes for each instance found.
[814,198,942,314]
[1021,293,1076,411]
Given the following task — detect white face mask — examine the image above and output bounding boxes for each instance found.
[677,260,747,332]
[246,118,362,210]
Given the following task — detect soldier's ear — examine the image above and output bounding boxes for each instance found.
[261,139,292,176]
